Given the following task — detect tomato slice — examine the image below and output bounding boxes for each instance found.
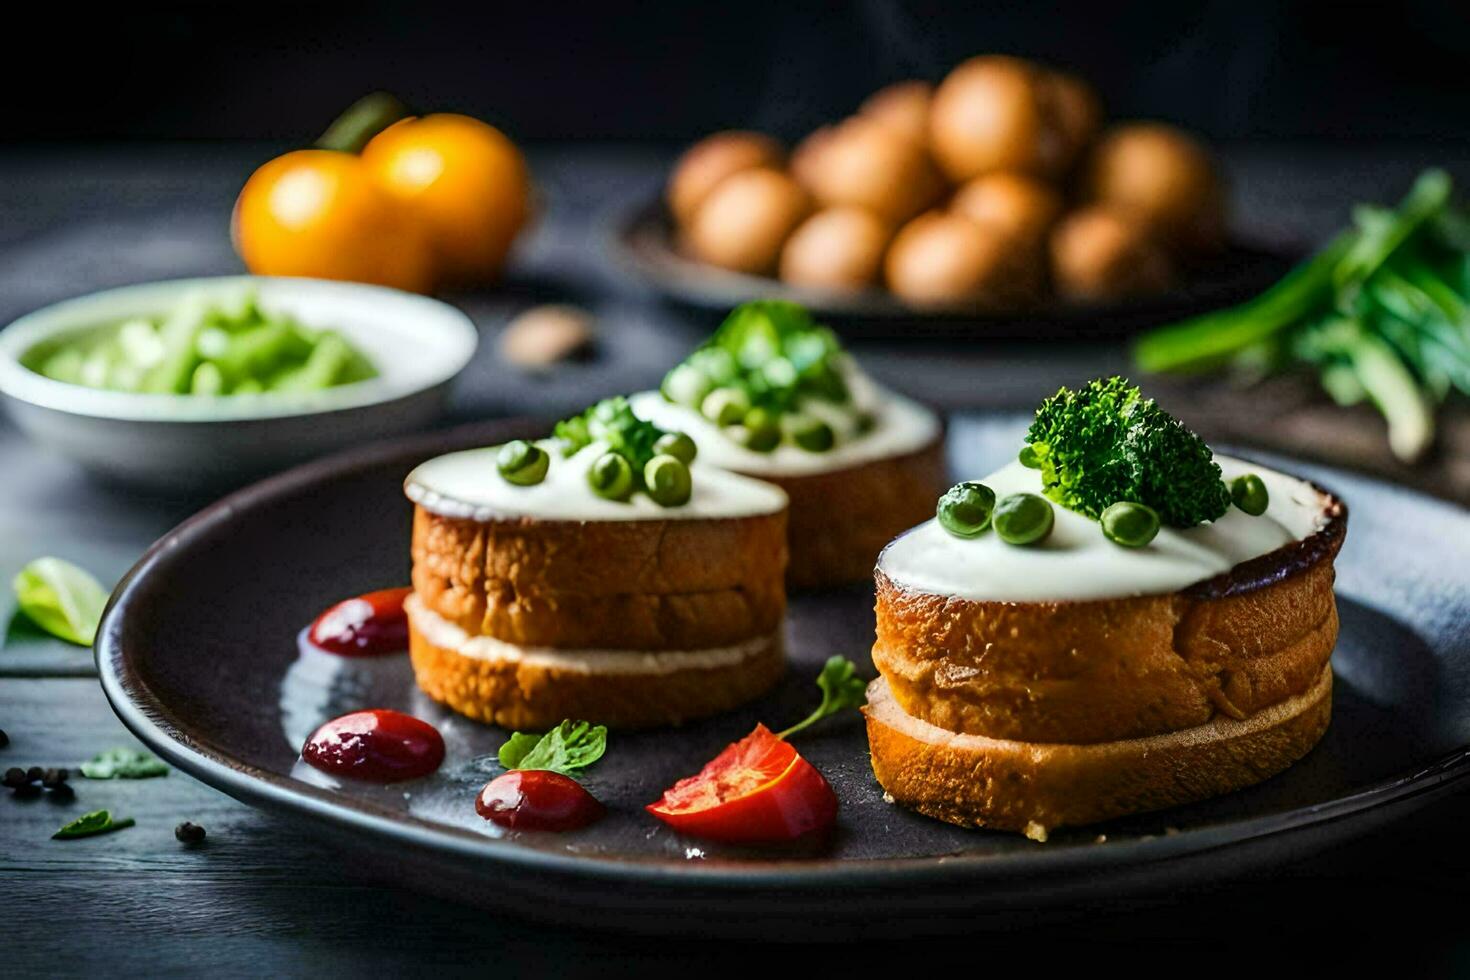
[646,724,838,842]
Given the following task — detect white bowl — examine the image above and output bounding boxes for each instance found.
[0,276,478,490]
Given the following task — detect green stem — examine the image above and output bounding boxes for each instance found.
[315,92,410,154]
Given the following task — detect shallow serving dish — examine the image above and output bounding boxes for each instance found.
[612,198,1293,340]
[96,414,1470,939]
[0,276,478,490]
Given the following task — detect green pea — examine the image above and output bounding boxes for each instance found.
[936,482,996,538]
[497,440,550,486]
[731,407,781,452]
[1018,445,1041,469]
[690,347,737,385]
[587,451,634,501]
[787,414,835,452]
[701,387,749,426]
[992,493,1055,546]
[760,357,798,390]
[644,454,693,507]
[1100,501,1160,548]
[852,410,876,435]
[662,364,713,409]
[1231,474,1269,516]
[653,431,698,465]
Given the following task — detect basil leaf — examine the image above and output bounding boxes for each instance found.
[80,747,168,779]
[496,732,543,771]
[497,720,607,777]
[13,557,109,647]
[53,809,135,839]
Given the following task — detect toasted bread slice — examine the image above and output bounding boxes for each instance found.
[864,667,1332,838]
[412,504,787,650]
[407,596,786,729]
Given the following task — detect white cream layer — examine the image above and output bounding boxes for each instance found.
[406,595,779,675]
[405,440,787,522]
[628,369,940,477]
[879,455,1332,602]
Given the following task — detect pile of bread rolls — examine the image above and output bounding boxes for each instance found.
[666,55,1225,308]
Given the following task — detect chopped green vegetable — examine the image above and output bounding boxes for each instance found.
[777,656,868,739]
[497,720,608,778]
[661,301,869,451]
[1025,377,1230,528]
[23,289,376,397]
[12,557,109,646]
[53,809,135,840]
[80,747,169,779]
[1134,169,1470,462]
[552,397,698,505]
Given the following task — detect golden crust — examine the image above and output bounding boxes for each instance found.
[873,545,1342,744]
[750,434,947,590]
[411,504,787,650]
[407,618,786,730]
[864,668,1332,834]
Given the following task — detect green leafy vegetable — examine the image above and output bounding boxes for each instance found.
[1023,377,1230,528]
[661,301,853,418]
[497,720,608,778]
[80,748,169,780]
[52,809,135,840]
[13,557,110,646]
[1134,169,1470,462]
[777,656,868,739]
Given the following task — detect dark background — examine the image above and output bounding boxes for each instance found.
[10,0,1470,144]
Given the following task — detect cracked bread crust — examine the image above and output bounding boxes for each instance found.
[751,433,947,590]
[407,615,787,730]
[411,504,787,650]
[864,668,1333,834]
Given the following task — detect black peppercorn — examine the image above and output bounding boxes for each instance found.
[175,821,206,844]
[25,766,44,784]
[2,767,26,788]
[0,728,9,748]
[48,782,75,803]
[13,783,41,799]
[41,768,68,788]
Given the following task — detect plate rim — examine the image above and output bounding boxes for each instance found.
[95,418,1470,890]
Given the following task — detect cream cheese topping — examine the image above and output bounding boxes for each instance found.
[629,369,940,477]
[879,455,1332,602]
[405,440,787,522]
[406,596,778,674]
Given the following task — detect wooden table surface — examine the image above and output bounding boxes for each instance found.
[3,142,1470,973]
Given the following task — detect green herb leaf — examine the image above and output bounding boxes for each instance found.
[80,748,169,780]
[777,656,868,739]
[52,809,136,840]
[497,720,607,777]
[12,557,110,646]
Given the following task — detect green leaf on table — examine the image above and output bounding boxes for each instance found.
[12,557,109,647]
[80,747,168,780]
[497,720,607,777]
[53,809,136,840]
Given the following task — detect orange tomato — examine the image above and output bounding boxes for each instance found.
[233,150,434,293]
[362,114,532,285]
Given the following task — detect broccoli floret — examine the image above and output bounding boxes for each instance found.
[1024,377,1230,528]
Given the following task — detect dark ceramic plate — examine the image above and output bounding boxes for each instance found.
[97,415,1470,939]
[611,199,1294,340]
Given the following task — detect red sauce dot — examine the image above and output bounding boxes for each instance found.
[476,770,605,831]
[302,709,444,782]
[308,587,412,657]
